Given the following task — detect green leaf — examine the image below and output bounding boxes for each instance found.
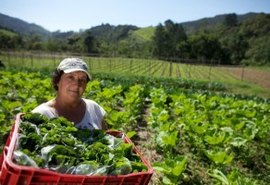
[126,131,136,139]
[265,154,270,165]
[230,137,247,147]
[192,122,209,135]
[152,166,168,173]
[208,169,229,185]
[163,176,173,185]
[204,133,225,145]
[172,156,187,177]
[156,130,178,149]
[205,150,234,165]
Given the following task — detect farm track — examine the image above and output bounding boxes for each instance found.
[132,107,162,185]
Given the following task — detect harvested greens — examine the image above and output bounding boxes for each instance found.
[13,113,147,175]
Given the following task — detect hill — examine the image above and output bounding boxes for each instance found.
[0,12,261,41]
[0,13,50,37]
[181,12,260,34]
[0,12,269,65]
[90,23,139,42]
[130,12,261,41]
[130,26,155,41]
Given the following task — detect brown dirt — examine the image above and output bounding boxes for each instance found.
[227,67,270,90]
[132,107,162,185]
[135,129,162,185]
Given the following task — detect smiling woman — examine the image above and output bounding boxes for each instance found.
[32,58,108,130]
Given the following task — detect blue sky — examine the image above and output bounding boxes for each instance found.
[1,0,270,32]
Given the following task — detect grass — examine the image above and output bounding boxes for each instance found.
[226,81,270,99]
[132,26,155,41]
[0,29,18,37]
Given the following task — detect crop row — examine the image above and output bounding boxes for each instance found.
[0,52,249,84]
[0,70,269,184]
[148,88,270,184]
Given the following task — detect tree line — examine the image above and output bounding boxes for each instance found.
[0,13,270,66]
[152,14,269,65]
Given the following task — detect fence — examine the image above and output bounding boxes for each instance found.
[0,51,249,82]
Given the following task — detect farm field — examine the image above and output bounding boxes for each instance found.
[0,67,270,184]
[1,52,269,98]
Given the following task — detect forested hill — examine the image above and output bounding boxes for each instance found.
[0,13,50,37]
[1,12,269,66]
[181,12,260,34]
[90,24,139,42]
[0,12,260,38]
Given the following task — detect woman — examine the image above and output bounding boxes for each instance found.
[32,58,107,130]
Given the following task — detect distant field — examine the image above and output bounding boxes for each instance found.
[132,26,155,41]
[1,52,269,98]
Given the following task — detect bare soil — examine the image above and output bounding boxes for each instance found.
[135,130,162,185]
[132,107,162,185]
[227,67,270,90]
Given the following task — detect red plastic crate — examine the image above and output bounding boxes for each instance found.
[0,113,154,185]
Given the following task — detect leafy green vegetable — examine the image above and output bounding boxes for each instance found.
[21,113,49,126]
[14,113,147,175]
[110,157,132,175]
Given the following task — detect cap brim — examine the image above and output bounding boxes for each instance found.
[63,69,91,80]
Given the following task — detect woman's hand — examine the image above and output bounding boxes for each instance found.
[101,120,108,130]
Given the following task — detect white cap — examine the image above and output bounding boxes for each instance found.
[57,58,91,79]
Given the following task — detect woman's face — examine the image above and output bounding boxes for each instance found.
[57,71,88,101]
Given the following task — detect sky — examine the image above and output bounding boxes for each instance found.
[1,0,270,32]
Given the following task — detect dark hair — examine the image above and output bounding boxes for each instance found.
[52,69,64,91]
